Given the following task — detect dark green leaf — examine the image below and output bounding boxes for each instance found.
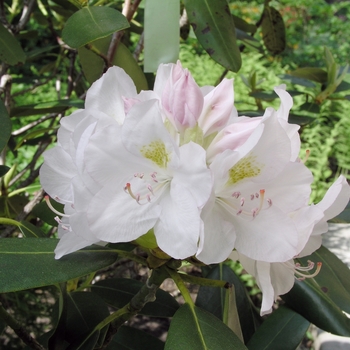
[32,201,64,226]
[279,74,316,88]
[332,201,350,223]
[196,264,258,343]
[299,101,321,114]
[0,239,119,293]
[249,91,277,100]
[0,165,10,177]
[184,0,241,72]
[64,292,109,345]
[19,220,47,238]
[105,326,164,350]
[282,278,350,336]
[0,23,26,65]
[11,99,84,117]
[288,114,315,125]
[0,99,11,152]
[0,195,29,218]
[335,80,350,93]
[297,245,350,314]
[91,278,179,317]
[261,6,286,55]
[290,68,328,84]
[247,306,309,350]
[232,15,257,34]
[62,6,129,48]
[165,304,247,349]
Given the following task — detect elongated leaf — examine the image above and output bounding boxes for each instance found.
[0,99,11,152]
[105,326,164,350]
[91,278,179,317]
[62,6,129,48]
[247,306,309,350]
[11,99,84,117]
[297,245,350,314]
[32,201,64,226]
[78,36,148,91]
[279,74,317,88]
[197,264,258,343]
[282,278,350,336]
[0,165,10,177]
[184,0,241,72]
[0,239,119,293]
[165,304,247,349]
[290,67,328,84]
[0,23,26,64]
[19,220,47,238]
[261,5,286,55]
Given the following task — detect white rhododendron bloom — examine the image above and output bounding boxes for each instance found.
[40,61,350,314]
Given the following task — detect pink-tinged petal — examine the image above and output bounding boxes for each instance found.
[161,62,204,131]
[227,203,298,262]
[197,197,236,264]
[198,78,234,136]
[206,117,262,161]
[316,175,350,221]
[277,118,300,161]
[154,182,201,259]
[87,184,161,243]
[122,99,179,166]
[55,228,102,259]
[172,142,212,208]
[85,66,137,124]
[153,63,174,95]
[40,147,76,202]
[274,84,293,121]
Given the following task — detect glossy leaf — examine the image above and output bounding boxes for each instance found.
[0,23,26,65]
[288,114,315,125]
[0,99,11,152]
[0,165,10,177]
[261,5,286,55]
[279,74,317,88]
[282,278,350,336]
[0,239,119,293]
[247,306,309,350]
[297,245,350,314]
[32,200,64,226]
[19,220,47,238]
[64,292,109,345]
[78,36,148,91]
[165,304,247,349]
[62,6,129,48]
[91,278,179,317]
[184,0,241,72]
[197,264,257,343]
[290,67,328,83]
[11,99,84,117]
[105,326,164,350]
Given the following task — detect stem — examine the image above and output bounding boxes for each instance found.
[166,266,194,307]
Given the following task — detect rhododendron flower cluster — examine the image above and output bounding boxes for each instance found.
[40,61,350,315]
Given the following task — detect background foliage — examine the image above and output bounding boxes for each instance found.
[1,0,350,349]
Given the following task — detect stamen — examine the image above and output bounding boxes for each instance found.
[302,149,310,164]
[258,189,265,211]
[295,261,322,280]
[250,194,255,200]
[252,208,259,217]
[232,191,241,198]
[267,198,272,206]
[240,197,245,206]
[147,184,154,194]
[236,209,242,215]
[45,196,70,217]
[125,183,137,200]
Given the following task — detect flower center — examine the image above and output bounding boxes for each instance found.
[140,140,170,168]
[124,171,168,205]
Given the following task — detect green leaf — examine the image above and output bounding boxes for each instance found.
[91,278,179,317]
[64,292,109,345]
[290,68,328,84]
[32,200,64,226]
[184,0,241,72]
[0,165,10,177]
[105,326,164,350]
[282,277,350,336]
[0,239,119,293]
[297,245,350,314]
[0,23,26,65]
[11,99,84,117]
[78,36,148,91]
[0,99,12,152]
[247,306,309,350]
[165,304,247,349]
[299,101,321,114]
[19,220,47,238]
[288,114,315,125]
[261,5,286,55]
[279,74,317,88]
[333,201,350,223]
[62,6,129,48]
[197,264,257,343]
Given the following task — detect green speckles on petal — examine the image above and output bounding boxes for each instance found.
[140,140,170,168]
[227,155,263,185]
